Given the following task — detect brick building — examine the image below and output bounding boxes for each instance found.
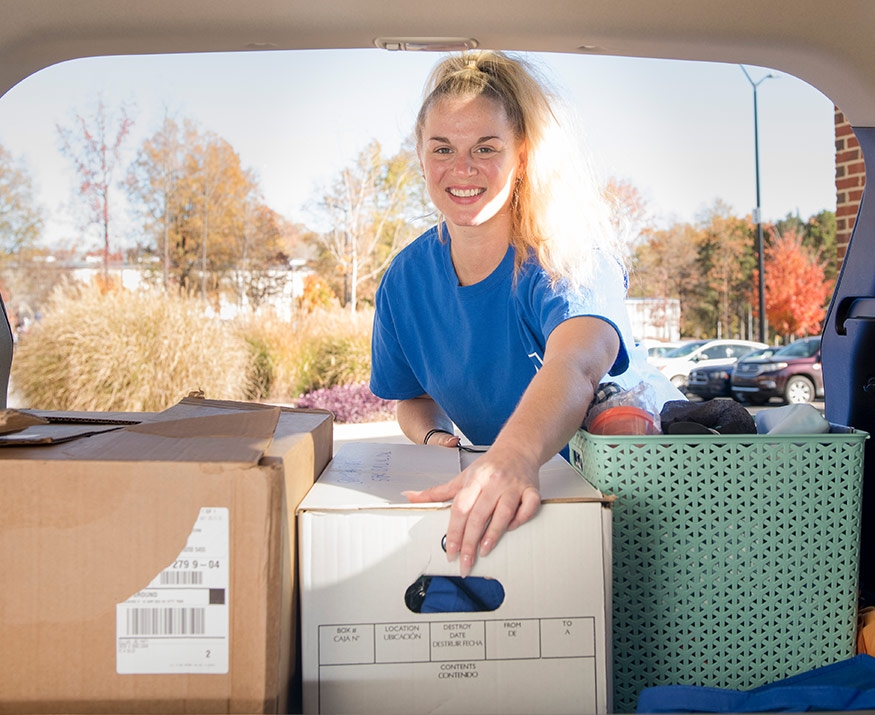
[835,109,865,261]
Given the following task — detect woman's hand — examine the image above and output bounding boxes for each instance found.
[403,316,619,577]
[403,444,541,577]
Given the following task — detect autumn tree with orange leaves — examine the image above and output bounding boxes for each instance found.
[755,228,834,340]
[127,116,290,305]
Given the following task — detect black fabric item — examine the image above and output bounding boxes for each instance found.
[660,399,757,435]
[405,575,432,613]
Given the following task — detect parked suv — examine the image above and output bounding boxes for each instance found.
[686,347,776,400]
[653,339,768,389]
[730,336,823,405]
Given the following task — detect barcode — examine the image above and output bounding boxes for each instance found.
[126,607,206,636]
[160,571,203,585]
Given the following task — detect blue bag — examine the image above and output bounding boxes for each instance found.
[420,576,505,613]
[636,654,875,713]
[405,575,505,613]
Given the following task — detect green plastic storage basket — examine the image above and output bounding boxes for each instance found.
[569,426,867,714]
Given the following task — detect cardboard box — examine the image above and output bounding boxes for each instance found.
[0,397,332,714]
[297,443,612,715]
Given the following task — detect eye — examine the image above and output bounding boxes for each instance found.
[433,146,452,155]
[475,145,496,154]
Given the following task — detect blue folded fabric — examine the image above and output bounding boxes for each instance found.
[420,576,505,613]
[636,654,875,713]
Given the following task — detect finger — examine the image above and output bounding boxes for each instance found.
[432,433,461,448]
[402,483,457,504]
[443,481,483,566]
[456,490,499,578]
[402,473,465,504]
[478,494,521,558]
[507,487,541,531]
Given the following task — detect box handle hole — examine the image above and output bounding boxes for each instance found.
[404,575,505,613]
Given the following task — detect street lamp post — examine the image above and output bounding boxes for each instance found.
[740,65,776,344]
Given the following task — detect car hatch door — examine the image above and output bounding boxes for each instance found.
[0,291,12,410]
[823,126,875,602]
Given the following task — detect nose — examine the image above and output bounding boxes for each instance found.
[452,153,476,176]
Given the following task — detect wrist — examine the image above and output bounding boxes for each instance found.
[424,428,454,445]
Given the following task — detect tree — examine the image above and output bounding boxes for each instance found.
[629,221,702,336]
[228,201,292,310]
[694,200,757,339]
[186,130,254,299]
[0,143,43,258]
[127,119,277,300]
[756,228,833,339]
[57,97,134,277]
[603,176,654,258]
[126,113,185,287]
[0,143,48,323]
[776,209,838,282]
[313,139,429,311]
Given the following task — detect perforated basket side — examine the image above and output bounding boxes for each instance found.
[569,429,867,714]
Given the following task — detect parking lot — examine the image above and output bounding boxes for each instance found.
[688,393,825,415]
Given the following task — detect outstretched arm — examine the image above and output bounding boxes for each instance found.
[405,315,620,576]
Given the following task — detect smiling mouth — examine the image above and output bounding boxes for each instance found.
[447,187,485,198]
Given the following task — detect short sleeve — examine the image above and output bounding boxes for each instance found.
[369,279,426,401]
[518,252,633,377]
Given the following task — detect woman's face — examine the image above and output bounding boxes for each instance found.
[418,94,525,232]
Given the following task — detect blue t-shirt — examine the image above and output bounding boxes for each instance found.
[370,225,633,445]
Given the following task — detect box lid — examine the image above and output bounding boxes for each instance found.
[0,397,314,464]
[298,442,606,512]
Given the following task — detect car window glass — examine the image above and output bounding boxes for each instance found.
[775,339,821,358]
[666,342,707,358]
[0,49,835,384]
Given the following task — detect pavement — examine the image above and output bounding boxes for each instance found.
[333,419,408,448]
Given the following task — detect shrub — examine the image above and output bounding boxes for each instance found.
[297,334,372,393]
[11,283,386,414]
[11,282,252,411]
[234,310,301,402]
[241,333,275,401]
[298,273,338,313]
[285,307,375,396]
[235,305,376,401]
[295,382,396,423]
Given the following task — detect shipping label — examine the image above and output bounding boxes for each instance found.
[116,507,229,674]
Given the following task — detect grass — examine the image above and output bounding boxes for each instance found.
[12,282,251,411]
[10,282,389,419]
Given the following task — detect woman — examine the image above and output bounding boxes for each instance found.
[370,50,676,578]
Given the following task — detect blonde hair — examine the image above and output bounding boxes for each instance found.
[415,50,621,288]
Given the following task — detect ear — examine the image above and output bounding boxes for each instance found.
[517,143,528,174]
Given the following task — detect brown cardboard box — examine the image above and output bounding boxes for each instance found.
[0,397,332,714]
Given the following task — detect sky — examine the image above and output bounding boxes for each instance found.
[0,48,838,251]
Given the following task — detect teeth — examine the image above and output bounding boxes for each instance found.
[448,187,483,198]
